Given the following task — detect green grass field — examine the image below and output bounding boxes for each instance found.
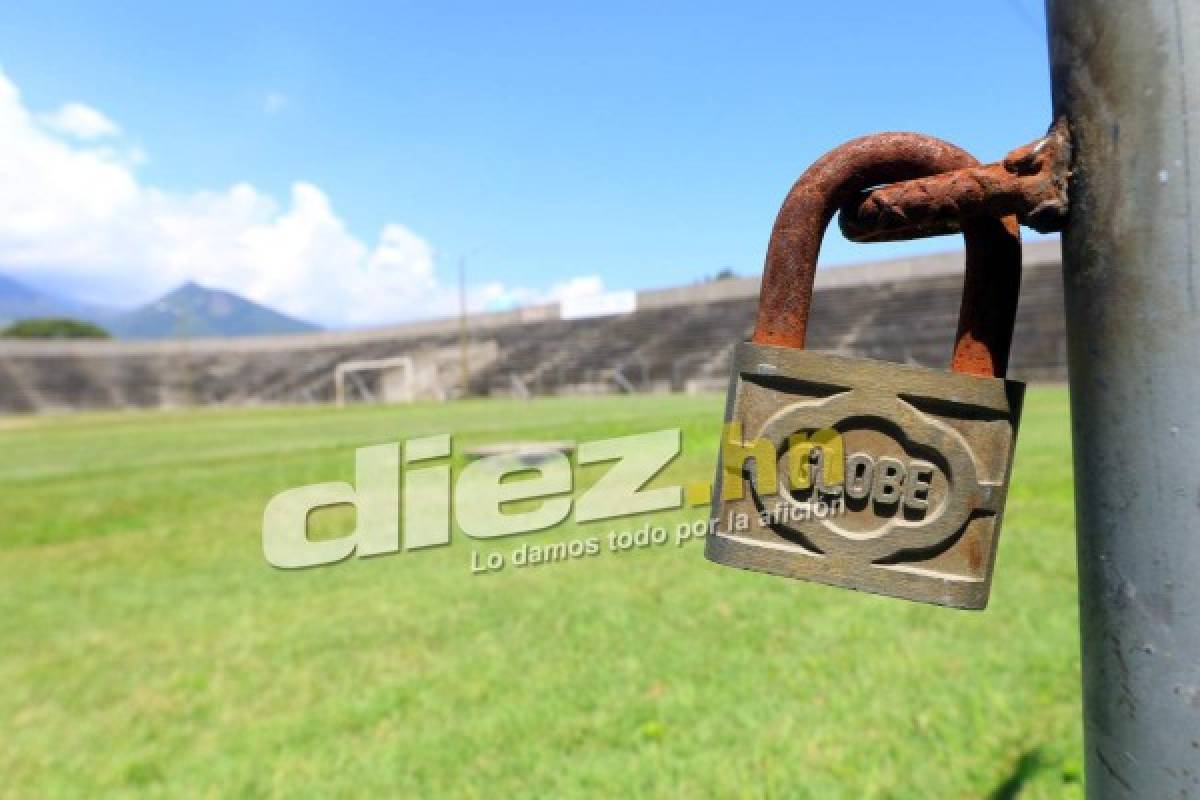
[0,389,1082,798]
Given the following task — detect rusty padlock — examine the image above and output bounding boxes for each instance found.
[705,133,1025,610]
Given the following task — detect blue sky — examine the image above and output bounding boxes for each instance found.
[0,1,1052,326]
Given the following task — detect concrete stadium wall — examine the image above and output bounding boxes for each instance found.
[0,239,1065,413]
[635,239,1061,308]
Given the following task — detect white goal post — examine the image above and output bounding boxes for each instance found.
[334,356,415,407]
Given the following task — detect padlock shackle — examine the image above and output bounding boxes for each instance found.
[752,133,1022,378]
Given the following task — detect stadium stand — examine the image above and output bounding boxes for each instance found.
[0,241,1065,413]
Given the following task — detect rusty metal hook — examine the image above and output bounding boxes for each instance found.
[752,133,1022,378]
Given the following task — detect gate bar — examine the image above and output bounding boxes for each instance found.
[1046,1,1200,794]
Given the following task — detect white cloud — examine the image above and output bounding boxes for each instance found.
[0,70,612,327]
[39,101,121,140]
[263,92,287,116]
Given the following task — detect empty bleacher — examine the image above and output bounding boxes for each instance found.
[0,241,1066,413]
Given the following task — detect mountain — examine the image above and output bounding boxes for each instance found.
[106,281,320,339]
[0,273,117,326]
[0,273,319,339]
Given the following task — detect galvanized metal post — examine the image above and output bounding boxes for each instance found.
[1046,2,1200,795]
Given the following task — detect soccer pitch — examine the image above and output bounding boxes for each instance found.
[0,389,1082,798]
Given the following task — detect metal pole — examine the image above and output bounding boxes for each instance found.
[458,256,469,399]
[1046,2,1200,795]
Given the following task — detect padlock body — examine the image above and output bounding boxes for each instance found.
[706,342,1024,609]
